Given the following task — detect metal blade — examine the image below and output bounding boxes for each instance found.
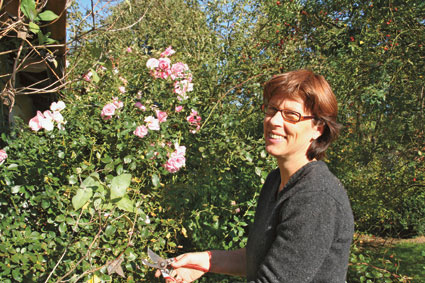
[141,258,161,269]
[148,248,164,263]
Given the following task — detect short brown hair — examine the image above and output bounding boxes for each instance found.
[263,69,341,160]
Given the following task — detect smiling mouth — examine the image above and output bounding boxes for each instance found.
[269,133,284,140]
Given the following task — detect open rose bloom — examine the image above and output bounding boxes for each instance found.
[164,143,186,173]
[29,101,67,131]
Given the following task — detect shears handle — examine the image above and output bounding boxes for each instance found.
[161,270,177,282]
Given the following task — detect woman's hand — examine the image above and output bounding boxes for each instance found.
[155,251,211,283]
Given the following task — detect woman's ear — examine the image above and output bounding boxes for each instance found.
[312,120,324,140]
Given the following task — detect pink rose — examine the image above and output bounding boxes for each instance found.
[175,105,183,112]
[144,116,160,131]
[146,58,159,70]
[174,80,193,100]
[101,103,117,120]
[112,97,124,108]
[119,76,128,85]
[187,109,202,133]
[29,111,44,131]
[160,46,176,57]
[51,111,64,124]
[126,47,132,53]
[173,143,186,157]
[158,58,171,70]
[164,155,186,173]
[40,111,54,131]
[155,110,168,123]
[0,149,7,165]
[164,143,186,173]
[118,86,126,93]
[133,125,148,138]
[135,102,146,111]
[170,62,189,80]
[83,71,92,82]
[50,101,65,112]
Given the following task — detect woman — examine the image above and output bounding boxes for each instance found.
[159,69,354,282]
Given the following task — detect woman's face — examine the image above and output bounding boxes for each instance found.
[263,95,323,162]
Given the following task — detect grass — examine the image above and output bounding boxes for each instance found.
[354,235,425,282]
[372,242,425,282]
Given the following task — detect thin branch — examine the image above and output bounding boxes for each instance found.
[201,73,268,129]
[55,214,111,283]
[106,6,149,32]
[43,209,85,283]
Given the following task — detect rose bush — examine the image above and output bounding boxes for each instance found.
[0,45,227,282]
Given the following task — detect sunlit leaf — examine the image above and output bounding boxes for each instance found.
[116,197,134,212]
[110,173,132,199]
[72,188,93,210]
[20,0,36,21]
[28,22,40,34]
[36,10,58,21]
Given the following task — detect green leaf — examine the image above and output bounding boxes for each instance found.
[91,70,100,83]
[29,22,40,34]
[116,197,134,212]
[72,188,93,210]
[68,175,78,185]
[110,173,132,199]
[36,10,58,21]
[81,176,102,190]
[152,173,160,187]
[59,222,67,234]
[20,0,36,21]
[11,185,21,194]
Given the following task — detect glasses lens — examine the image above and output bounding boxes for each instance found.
[282,110,301,122]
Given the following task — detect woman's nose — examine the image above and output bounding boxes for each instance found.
[269,111,284,125]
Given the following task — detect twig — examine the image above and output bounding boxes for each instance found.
[201,73,268,129]
[55,214,111,282]
[44,209,85,283]
[106,7,149,32]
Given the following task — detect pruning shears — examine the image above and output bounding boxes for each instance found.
[142,248,177,281]
[141,248,209,281]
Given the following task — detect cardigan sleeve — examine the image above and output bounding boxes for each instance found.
[248,191,337,283]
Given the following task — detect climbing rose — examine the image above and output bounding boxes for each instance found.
[158,58,171,70]
[145,116,160,131]
[101,103,117,120]
[175,105,183,112]
[164,143,186,173]
[170,62,189,80]
[50,101,65,112]
[0,149,7,165]
[118,86,126,93]
[135,102,146,111]
[187,109,202,133]
[146,58,159,70]
[83,71,92,82]
[112,97,124,108]
[29,111,45,131]
[41,111,55,131]
[160,46,176,57]
[156,110,168,123]
[133,125,148,138]
[174,80,193,100]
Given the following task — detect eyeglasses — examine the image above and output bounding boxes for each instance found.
[261,104,315,123]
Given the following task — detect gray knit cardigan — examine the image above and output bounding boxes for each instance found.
[245,161,354,283]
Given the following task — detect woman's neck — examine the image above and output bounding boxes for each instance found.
[277,155,314,192]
